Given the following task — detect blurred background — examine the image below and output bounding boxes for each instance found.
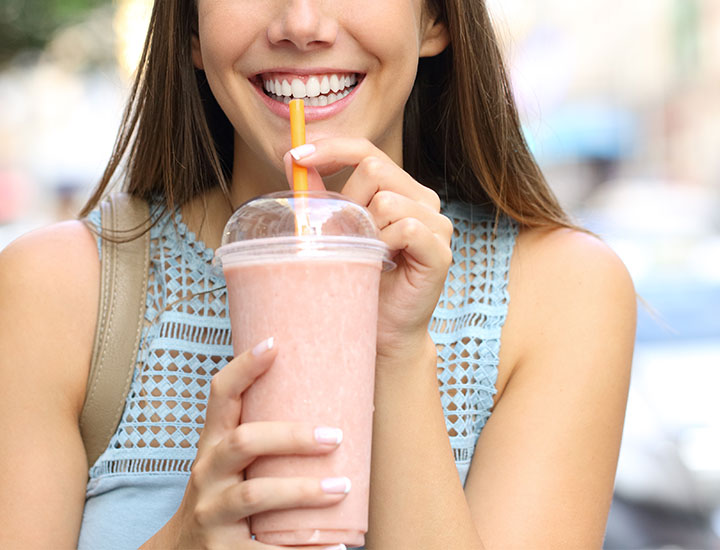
[1,1,718,547]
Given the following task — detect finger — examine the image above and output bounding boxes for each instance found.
[210,422,343,476]
[290,138,440,209]
[368,191,453,245]
[342,155,441,212]
[200,338,278,447]
[289,136,392,175]
[283,151,325,191]
[210,475,351,525]
[380,217,453,273]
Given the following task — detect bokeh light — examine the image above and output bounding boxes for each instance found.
[113,0,152,79]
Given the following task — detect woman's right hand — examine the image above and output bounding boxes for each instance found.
[142,337,349,550]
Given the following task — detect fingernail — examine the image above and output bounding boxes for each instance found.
[290,143,316,160]
[322,545,347,550]
[252,337,274,356]
[321,477,352,494]
[314,427,343,445]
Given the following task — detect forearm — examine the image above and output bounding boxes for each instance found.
[366,334,484,550]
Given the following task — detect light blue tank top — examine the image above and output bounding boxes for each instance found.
[78,199,517,549]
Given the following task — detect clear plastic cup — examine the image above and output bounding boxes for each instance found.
[215,190,394,547]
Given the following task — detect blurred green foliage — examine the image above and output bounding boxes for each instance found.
[673,0,700,77]
[0,0,110,63]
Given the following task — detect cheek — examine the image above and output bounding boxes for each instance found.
[345,1,422,65]
[196,4,260,71]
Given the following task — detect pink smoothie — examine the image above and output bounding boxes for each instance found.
[224,256,382,547]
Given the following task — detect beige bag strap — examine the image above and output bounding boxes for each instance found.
[80,193,151,468]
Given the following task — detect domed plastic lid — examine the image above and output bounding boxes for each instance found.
[215,190,394,270]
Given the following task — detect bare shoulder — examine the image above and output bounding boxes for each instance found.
[467,225,638,546]
[0,220,100,414]
[1,219,98,260]
[513,225,635,305]
[496,225,637,396]
[0,220,100,313]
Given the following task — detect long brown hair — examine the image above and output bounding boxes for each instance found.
[80,0,573,230]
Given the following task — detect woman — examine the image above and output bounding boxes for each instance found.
[0,0,636,548]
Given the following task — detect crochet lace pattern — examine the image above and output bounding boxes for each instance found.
[86,200,517,486]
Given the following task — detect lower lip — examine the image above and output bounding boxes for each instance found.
[252,79,361,122]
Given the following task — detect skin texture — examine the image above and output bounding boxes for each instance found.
[190,0,448,205]
[0,1,636,548]
[0,222,97,548]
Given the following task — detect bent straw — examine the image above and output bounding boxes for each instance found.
[289,99,308,192]
[289,99,310,235]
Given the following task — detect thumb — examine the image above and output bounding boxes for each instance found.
[283,151,325,191]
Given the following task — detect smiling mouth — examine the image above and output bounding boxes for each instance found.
[255,72,362,106]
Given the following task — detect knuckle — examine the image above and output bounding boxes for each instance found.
[192,501,213,528]
[373,190,395,214]
[401,217,422,239]
[238,479,263,508]
[189,458,208,488]
[427,189,442,211]
[209,373,223,397]
[228,425,252,454]
[360,156,384,179]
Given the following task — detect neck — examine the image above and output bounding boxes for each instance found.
[228,135,289,206]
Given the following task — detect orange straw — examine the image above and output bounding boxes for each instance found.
[289,99,310,235]
[289,99,308,192]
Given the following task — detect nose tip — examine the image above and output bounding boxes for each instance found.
[267,2,338,51]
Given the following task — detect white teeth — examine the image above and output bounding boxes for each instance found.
[291,78,305,98]
[305,76,320,97]
[320,75,330,94]
[262,73,359,106]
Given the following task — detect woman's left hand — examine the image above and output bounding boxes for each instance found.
[284,138,453,362]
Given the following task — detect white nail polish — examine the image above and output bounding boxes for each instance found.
[252,337,274,356]
[321,477,352,494]
[290,143,316,160]
[314,427,343,444]
[322,545,347,550]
